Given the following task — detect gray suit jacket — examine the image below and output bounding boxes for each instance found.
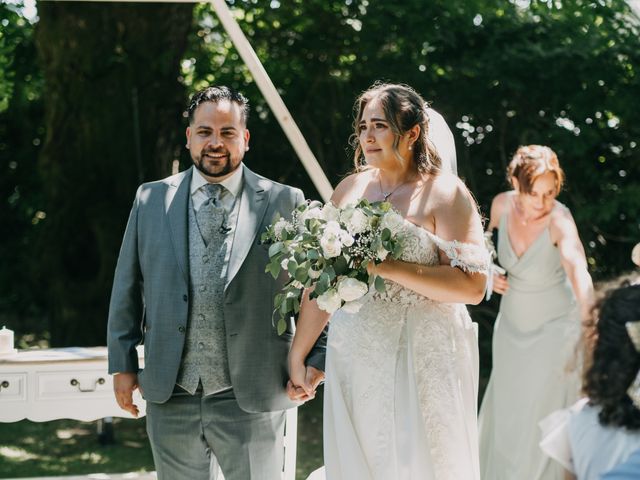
[107,165,326,412]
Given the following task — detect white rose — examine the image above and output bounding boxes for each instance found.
[324,220,342,233]
[348,209,370,235]
[320,234,342,258]
[337,277,369,302]
[340,231,355,247]
[321,203,341,222]
[341,300,363,314]
[316,289,342,314]
[323,221,353,247]
[380,211,405,235]
[320,227,343,258]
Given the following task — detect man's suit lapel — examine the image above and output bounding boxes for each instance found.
[165,169,192,286]
[225,165,270,291]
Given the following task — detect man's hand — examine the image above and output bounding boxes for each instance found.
[113,372,140,418]
[287,365,325,404]
[305,365,325,393]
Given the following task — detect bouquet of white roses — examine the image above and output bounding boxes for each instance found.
[261,199,407,334]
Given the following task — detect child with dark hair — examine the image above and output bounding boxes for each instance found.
[540,274,640,480]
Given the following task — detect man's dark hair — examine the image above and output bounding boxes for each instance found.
[187,86,250,125]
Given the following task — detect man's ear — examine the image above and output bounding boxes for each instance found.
[185,126,192,149]
[244,128,250,151]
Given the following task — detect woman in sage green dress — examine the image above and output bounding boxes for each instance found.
[479,145,594,480]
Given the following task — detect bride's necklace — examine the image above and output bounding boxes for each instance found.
[379,174,413,201]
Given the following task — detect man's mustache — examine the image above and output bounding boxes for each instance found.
[201,148,229,156]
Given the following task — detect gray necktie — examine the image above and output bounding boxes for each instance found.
[196,183,226,246]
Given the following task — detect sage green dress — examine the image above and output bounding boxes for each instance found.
[479,208,581,480]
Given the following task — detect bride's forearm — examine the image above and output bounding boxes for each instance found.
[289,288,331,364]
[376,258,486,304]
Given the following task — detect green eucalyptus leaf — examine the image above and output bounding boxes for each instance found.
[277,318,287,336]
[295,266,309,283]
[287,259,298,272]
[334,256,348,275]
[268,242,284,257]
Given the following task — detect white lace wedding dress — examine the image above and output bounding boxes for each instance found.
[309,219,489,480]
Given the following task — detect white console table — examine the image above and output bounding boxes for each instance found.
[0,347,298,480]
[0,347,144,422]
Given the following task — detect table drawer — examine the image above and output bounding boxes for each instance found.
[36,370,112,400]
[0,373,27,401]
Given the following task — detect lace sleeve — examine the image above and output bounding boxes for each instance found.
[426,233,491,274]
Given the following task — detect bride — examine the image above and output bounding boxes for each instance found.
[287,82,490,479]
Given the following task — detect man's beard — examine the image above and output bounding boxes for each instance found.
[193,149,240,178]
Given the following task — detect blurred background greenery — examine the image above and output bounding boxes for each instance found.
[1,0,639,477]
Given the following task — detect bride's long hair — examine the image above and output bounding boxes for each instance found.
[350,82,441,174]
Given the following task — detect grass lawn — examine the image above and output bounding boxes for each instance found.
[0,389,324,479]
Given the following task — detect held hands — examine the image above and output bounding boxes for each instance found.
[287,361,325,403]
[113,372,140,418]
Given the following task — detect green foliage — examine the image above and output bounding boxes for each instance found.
[31,2,193,345]
[184,0,640,281]
[0,2,46,334]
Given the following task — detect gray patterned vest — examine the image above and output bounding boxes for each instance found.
[176,195,232,395]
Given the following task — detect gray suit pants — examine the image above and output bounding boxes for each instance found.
[146,389,285,480]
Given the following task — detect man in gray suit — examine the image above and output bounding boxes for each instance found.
[107,86,326,480]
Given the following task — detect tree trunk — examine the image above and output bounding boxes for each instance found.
[35,2,193,346]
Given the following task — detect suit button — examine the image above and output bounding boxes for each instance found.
[202,255,209,263]
[199,285,207,292]
[178,325,186,333]
[183,294,188,302]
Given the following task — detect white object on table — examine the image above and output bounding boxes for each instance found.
[0,325,17,357]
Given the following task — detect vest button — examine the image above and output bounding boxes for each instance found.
[178,325,186,333]
[202,255,210,263]
[183,294,188,302]
[199,285,207,292]
[198,342,205,350]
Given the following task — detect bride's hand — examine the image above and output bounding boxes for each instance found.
[492,272,508,295]
[367,258,395,279]
[287,357,314,402]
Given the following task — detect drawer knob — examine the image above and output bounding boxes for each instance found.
[70,377,106,392]
[0,380,9,390]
